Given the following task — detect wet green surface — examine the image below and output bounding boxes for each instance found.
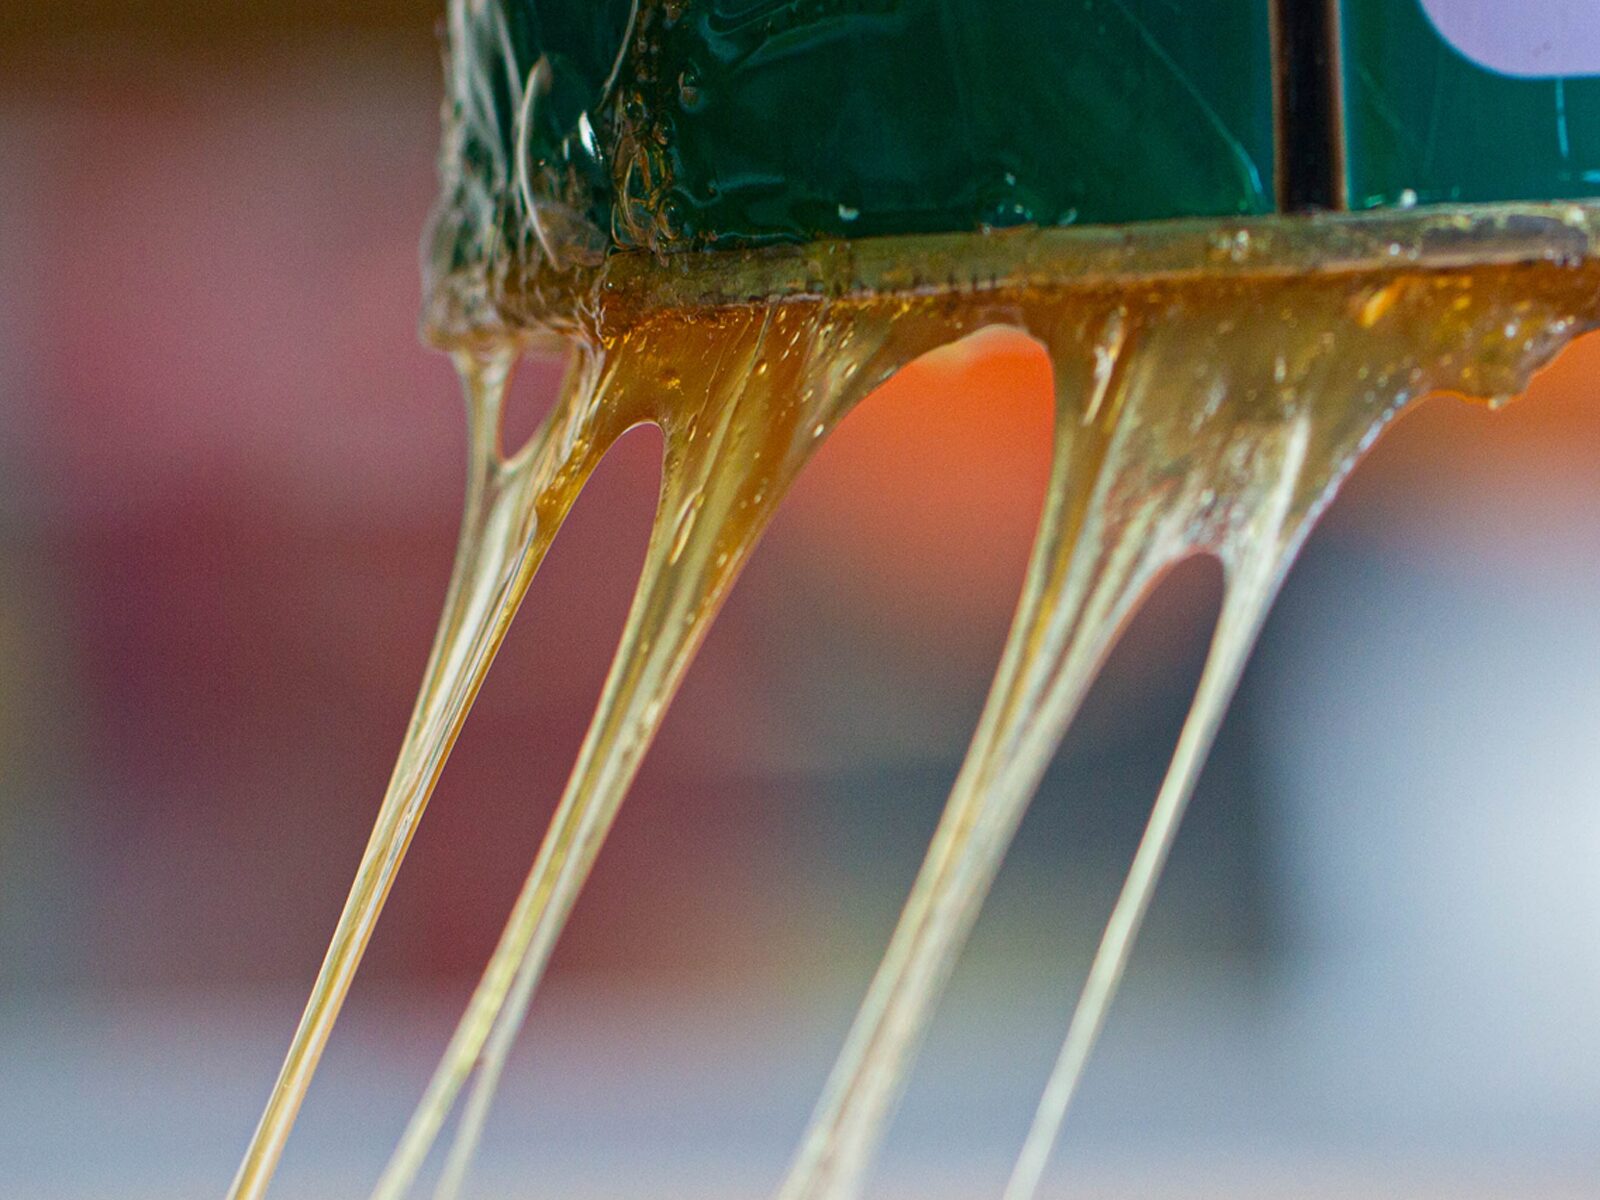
[626,0,1275,247]
[442,0,1600,265]
[455,0,1275,254]
[1342,0,1600,209]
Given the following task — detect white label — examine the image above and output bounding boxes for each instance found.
[1420,0,1600,78]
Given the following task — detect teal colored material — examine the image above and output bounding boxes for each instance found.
[1342,0,1600,209]
[446,0,1600,265]
[458,1,1276,254]
[637,0,1276,247]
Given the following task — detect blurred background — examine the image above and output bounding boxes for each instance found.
[1,5,1598,1198]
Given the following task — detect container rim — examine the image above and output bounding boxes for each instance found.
[424,202,1600,349]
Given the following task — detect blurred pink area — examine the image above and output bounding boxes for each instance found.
[0,46,1068,993]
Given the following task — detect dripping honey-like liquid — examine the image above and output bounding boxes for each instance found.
[228,206,1600,1200]
[443,208,1600,403]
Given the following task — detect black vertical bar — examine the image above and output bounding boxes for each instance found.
[1274,0,1347,211]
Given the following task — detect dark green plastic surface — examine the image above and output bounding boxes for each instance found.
[1342,0,1600,209]
[632,0,1275,248]
[460,0,1276,256]
[446,0,1600,267]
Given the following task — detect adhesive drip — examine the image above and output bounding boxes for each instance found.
[229,244,1600,1200]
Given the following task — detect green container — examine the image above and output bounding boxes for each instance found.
[437,0,1600,271]
[1340,0,1600,209]
[453,0,1276,258]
